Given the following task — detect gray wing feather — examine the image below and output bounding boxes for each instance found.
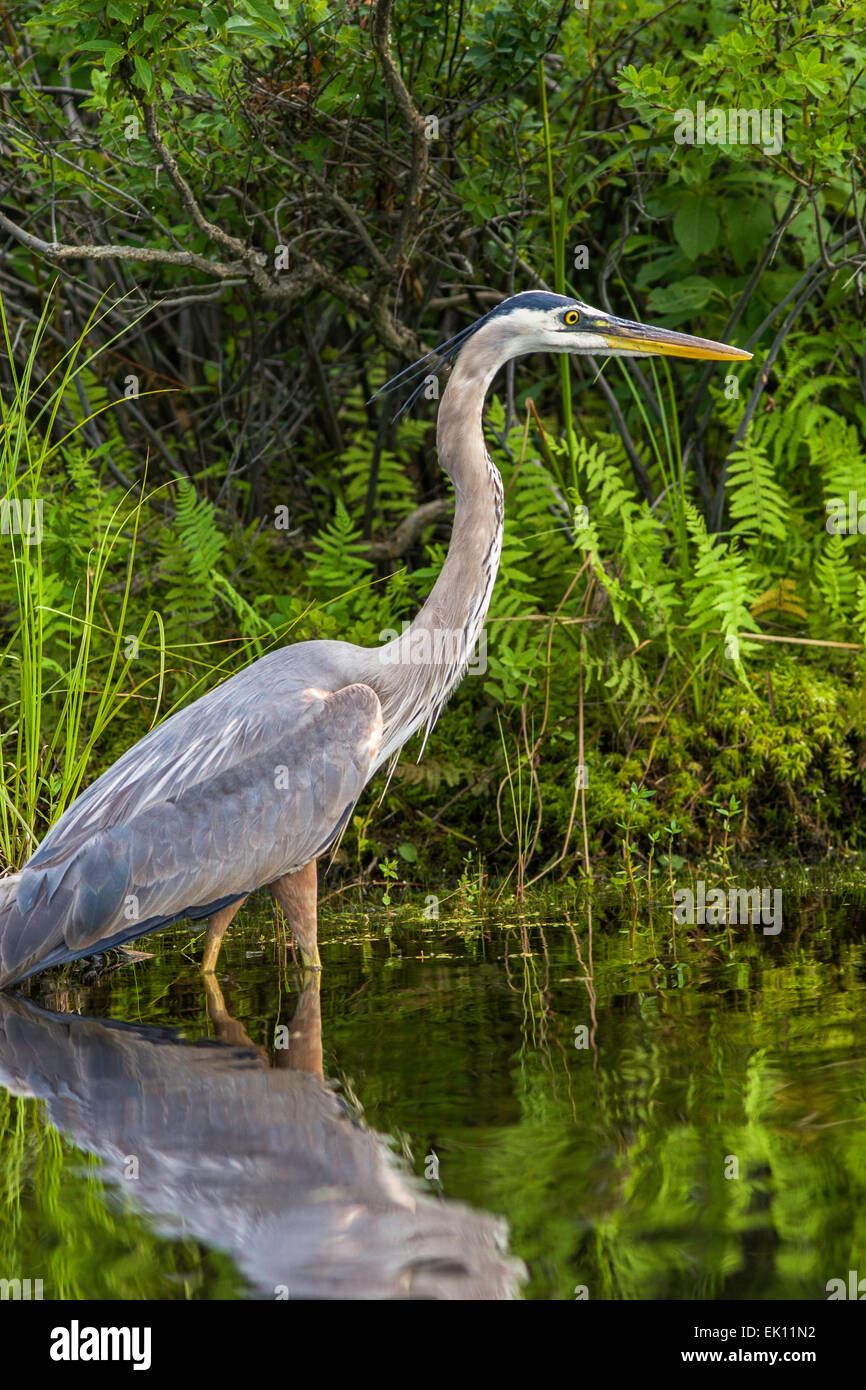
[0,659,383,985]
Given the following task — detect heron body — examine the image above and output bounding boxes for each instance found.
[0,291,749,987]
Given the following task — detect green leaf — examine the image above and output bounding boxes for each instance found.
[132,55,153,90]
[673,198,720,260]
[103,45,126,74]
[645,275,717,319]
[244,0,286,31]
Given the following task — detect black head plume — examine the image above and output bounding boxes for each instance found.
[369,317,490,421]
[368,290,572,421]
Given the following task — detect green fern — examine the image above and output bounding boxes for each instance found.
[813,417,866,519]
[309,498,374,597]
[157,477,226,631]
[725,435,791,543]
[341,442,418,526]
[683,500,759,659]
[814,531,859,625]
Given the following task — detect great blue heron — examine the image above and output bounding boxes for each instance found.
[0,291,750,987]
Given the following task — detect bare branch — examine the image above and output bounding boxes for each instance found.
[371,0,430,255]
[370,0,430,335]
[367,499,452,561]
[0,206,244,276]
[139,100,275,297]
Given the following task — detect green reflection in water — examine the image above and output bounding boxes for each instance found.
[1,891,864,1300]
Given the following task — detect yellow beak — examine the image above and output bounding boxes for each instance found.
[596,316,752,361]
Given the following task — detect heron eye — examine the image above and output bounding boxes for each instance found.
[562,309,581,326]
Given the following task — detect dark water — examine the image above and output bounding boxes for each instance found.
[1,891,865,1300]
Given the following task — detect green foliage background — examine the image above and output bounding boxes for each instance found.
[1,0,865,888]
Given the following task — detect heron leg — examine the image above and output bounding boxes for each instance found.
[274,972,323,1079]
[201,895,247,974]
[202,971,267,1056]
[270,860,321,971]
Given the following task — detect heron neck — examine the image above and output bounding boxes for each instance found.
[425,360,504,635]
[372,353,504,752]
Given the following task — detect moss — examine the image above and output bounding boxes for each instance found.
[382,653,866,884]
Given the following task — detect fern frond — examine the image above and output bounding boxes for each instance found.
[725,436,790,542]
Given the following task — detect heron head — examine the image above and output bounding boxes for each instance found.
[375,289,750,417]
[480,290,752,364]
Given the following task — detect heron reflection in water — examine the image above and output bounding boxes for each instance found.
[0,979,523,1299]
